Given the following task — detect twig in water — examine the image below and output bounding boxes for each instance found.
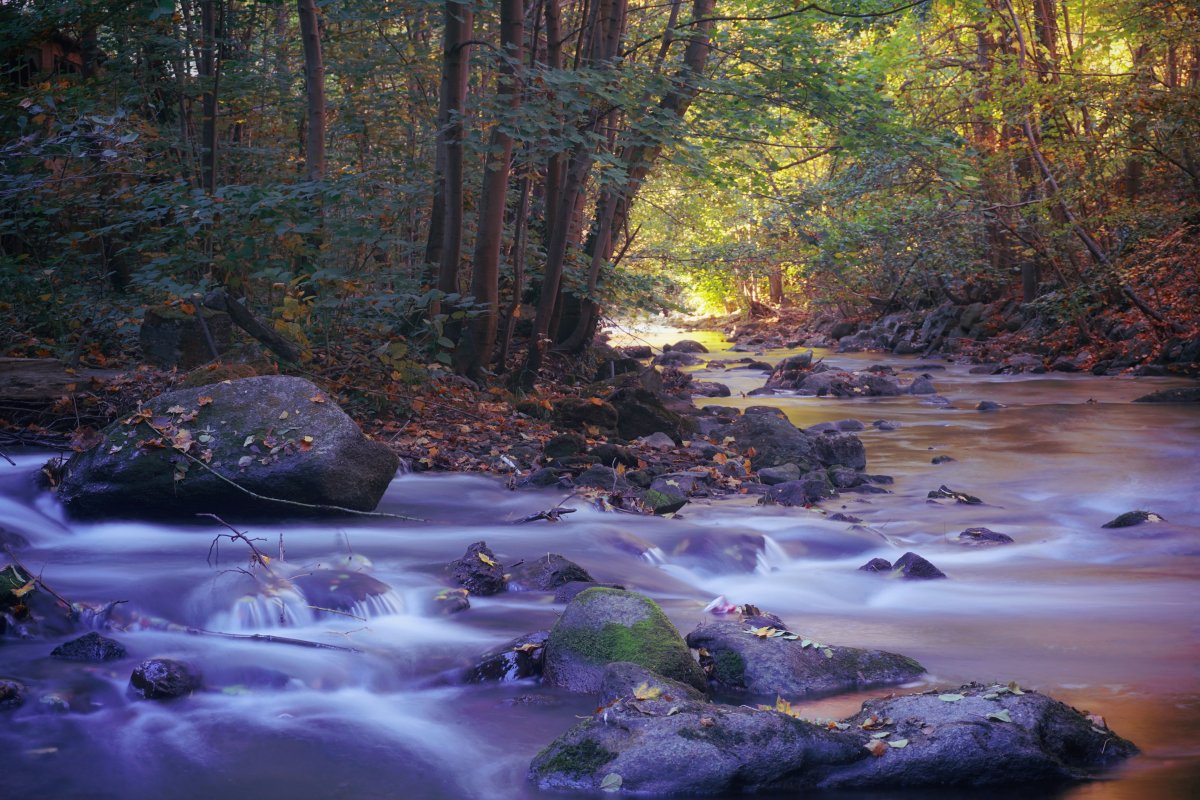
[0,447,15,466]
[3,545,73,611]
[199,513,276,573]
[307,604,368,622]
[185,627,361,653]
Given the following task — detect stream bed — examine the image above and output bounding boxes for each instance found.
[1,328,1198,799]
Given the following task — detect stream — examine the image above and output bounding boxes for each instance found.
[1,327,1198,799]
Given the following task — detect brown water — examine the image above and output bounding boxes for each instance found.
[0,328,1197,798]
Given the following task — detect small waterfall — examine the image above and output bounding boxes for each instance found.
[756,535,790,574]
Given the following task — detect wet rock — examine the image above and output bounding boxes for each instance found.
[465,631,549,683]
[763,351,815,389]
[828,466,867,489]
[544,432,589,460]
[589,443,639,468]
[829,512,863,523]
[743,405,787,417]
[593,356,644,383]
[691,381,731,398]
[597,661,706,706]
[872,419,900,431]
[835,419,865,431]
[541,588,706,694]
[893,551,947,579]
[928,485,982,504]
[555,581,625,603]
[664,339,709,354]
[724,413,817,471]
[449,541,507,596]
[637,432,676,451]
[762,478,834,506]
[515,398,552,419]
[517,467,569,488]
[575,465,631,492]
[529,697,862,795]
[931,455,955,464]
[1101,510,1166,529]
[508,555,594,592]
[951,527,1015,546]
[825,687,1137,789]
[0,678,25,710]
[977,400,1006,411]
[858,558,893,573]
[433,588,470,614]
[672,532,770,574]
[998,353,1045,374]
[737,359,773,371]
[653,351,704,368]
[813,431,867,469]
[129,658,202,700]
[294,570,396,612]
[758,463,801,486]
[687,620,925,697]
[609,388,694,442]
[620,345,653,359]
[798,369,903,398]
[908,376,938,394]
[57,376,399,518]
[552,397,619,435]
[50,632,127,663]
[1132,387,1200,403]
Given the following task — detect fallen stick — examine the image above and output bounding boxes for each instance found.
[185,627,361,653]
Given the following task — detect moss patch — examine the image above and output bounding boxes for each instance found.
[534,739,616,778]
[712,649,746,687]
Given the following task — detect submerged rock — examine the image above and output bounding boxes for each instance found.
[0,678,26,710]
[1101,510,1167,529]
[129,658,202,700]
[541,588,706,694]
[293,570,396,612]
[858,552,947,580]
[508,555,593,592]
[928,485,983,504]
[50,632,127,663]
[951,527,1015,546]
[1133,387,1200,403]
[449,541,507,596]
[686,620,924,697]
[665,339,709,354]
[57,376,399,517]
[465,631,549,683]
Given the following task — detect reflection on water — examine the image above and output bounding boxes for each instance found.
[0,325,1197,798]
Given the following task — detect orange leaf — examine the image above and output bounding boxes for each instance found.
[198,396,213,406]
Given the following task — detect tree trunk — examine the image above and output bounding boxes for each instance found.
[435,1,474,298]
[199,0,220,194]
[297,0,325,183]
[456,0,524,379]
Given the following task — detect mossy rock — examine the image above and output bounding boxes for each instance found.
[542,588,706,693]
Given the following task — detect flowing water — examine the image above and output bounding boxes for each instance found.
[1,328,1198,799]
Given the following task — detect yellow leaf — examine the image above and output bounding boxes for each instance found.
[198,396,213,406]
[310,394,326,404]
[632,681,663,701]
[477,552,498,567]
[12,580,36,598]
[279,411,289,420]
[589,397,604,406]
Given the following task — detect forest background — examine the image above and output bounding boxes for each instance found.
[1,0,1197,414]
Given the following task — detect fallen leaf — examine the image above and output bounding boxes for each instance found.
[986,709,1013,723]
[938,693,965,702]
[167,405,186,414]
[107,444,123,454]
[700,716,715,728]
[600,773,622,792]
[243,435,256,447]
[865,739,888,757]
[279,411,289,420]
[513,643,542,654]
[237,456,253,467]
[198,396,213,406]
[477,552,498,567]
[871,731,891,739]
[632,681,663,701]
[888,738,909,748]
[12,580,36,598]
[589,397,604,406]
[1006,681,1025,695]
[310,394,326,404]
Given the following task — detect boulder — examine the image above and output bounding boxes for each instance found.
[597,661,706,706]
[665,339,709,354]
[50,632,127,662]
[686,620,924,697]
[293,570,396,612]
[691,381,731,398]
[724,413,817,472]
[589,443,639,468]
[508,555,594,592]
[812,431,867,470]
[608,388,694,442]
[449,541,507,595]
[763,352,815,389]
[465,631,549,683]
[798,370,902,398]
[552,398,619,435]
[129,658,202,700]
[555,581,624,603]
[824,687,1137,789]
[928,485,982,504]
[57,376,399,517]
[620,345,654,359]
[544,432,589,460]
[893,551,947,579]
[908,376,938,394]
[541,588,706,694]
[653,351,704,368]
[858,558,892,573]
[977,400,1006,411]
[758,463,801,486]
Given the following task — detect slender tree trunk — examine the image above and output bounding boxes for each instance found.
[199,0,220,194]
[456,0,524,379]
[297,0,325,183]
[435,1,474,298]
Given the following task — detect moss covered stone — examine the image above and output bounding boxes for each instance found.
[532,737,616,779]
[543,588,707,693]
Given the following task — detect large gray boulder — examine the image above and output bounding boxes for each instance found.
[724,413,818,471]
[542,588,706,694]
[528,684,1136,794]
[686,620,924,697]
[57,376,398,517]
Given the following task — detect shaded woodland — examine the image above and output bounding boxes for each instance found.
[1,0,1197,401]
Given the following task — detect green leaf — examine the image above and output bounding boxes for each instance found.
[938,693,965,702]
[600,773,623,792]
[888,738,909,748]
[986,709,1012,723]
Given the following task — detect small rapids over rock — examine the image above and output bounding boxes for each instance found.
[0,326,1197,799]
